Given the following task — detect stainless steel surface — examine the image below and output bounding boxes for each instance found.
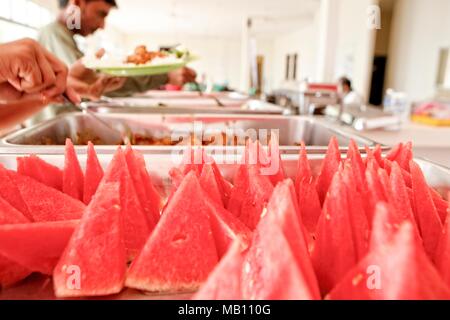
[0,113,375,154]
[85,98,284,115]
[0,153,447,300]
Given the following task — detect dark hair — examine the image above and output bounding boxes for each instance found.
[59,0,117,8]
[339,77,352,90]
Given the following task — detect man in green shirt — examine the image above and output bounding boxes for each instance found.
[29,0,196,125]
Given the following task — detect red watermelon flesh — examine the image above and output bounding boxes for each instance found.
[384,159,412,188]
[346,140,365,192]
[241,219,316,300]
[0,164,32,221]
[0,220,78,275]
[364,147,381,170]
[370,202,402,250]
[234,165,274,230]
[9,171,85,222]
[262,179,321,299]
[341,163,369,260]
[103,148,151,260]
[53,182,126,298]
[124,146,160,229]
[17,155,63,191]
[372,145,384,168]
[389,162,419,231]
[63,139,84,201]
[294,141,312,194]
[410,160,443,258]
[395,141,413,172]
[386,143,403,162]
[435,210,450,287]
[133,149,162,223]
[125,172,218,293]
[83,142,104,205]
[210,162,233,207]
[429,189,449,224]
[204,197,252,258]
[200,164,224,206]
[193,240,246,300]
[328,222,450,300]
[365,160,388,223]
[267,136,286,186]
[316,137,342,204]
[297,177,322,236]
[312,172,357,296]
[0,197,31,288]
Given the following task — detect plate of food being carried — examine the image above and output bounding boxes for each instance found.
[83,45,197,77]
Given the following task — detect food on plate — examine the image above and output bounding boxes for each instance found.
[126,45,168,65]
[0,139,449,300]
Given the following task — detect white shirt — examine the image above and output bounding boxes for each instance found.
[343,91,363,106]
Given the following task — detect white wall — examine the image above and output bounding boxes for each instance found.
[386,0,450,101]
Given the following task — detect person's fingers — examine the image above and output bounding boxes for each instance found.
[95,48,106,59]
[34,47,57,92]
[17,58,44,93]
[65,86,81,104]
[41,47,68,98]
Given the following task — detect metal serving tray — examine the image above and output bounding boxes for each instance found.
[85,98,286,115]
[0,113,375,155]
[0,153,448,300]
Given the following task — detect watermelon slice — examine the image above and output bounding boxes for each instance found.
[429,189,449,224]
[131,148,162,224]
[0,220,78,275]
[83,142,104,205]
[395,141,413,171]
[241,216,316,300]
[386,143,403,162]
[346,140,365,192]
[370,202,402,250]
[266,136,286,186]
[365,160,388,223]
[294,142,312,192]
[312,172,358,296]
[63,139,85,201]
[228,165,274,230]
[0,164,32,221]
[262,179,320,299]
[328,222,450,300]
[126,172,218,293]
[341,162,369,259]
[9,171,85,222]
[200,164,224,206]
[193,240,246,300]
[203,197,251,258]
[410,160,443,258]
[316,137,342,204]
[54,183,126,298]
[17,155,63,191]
[435,209,450,288]
[0,197,31,288]
[103,148,152,260]
[372,144,384,168]
[364,147,381,171]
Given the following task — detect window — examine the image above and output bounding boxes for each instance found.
[285,53,299,81]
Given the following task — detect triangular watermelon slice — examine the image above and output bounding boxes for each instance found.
[54,182,126,298]
[395,141,413,171]
[125,172,218,293]
[346,140,365,192]
[328,222,450,300]
[372,144,384,168]
[200,164,224,206]
[312,172,357,296]
[0,197,31,288]
[410,160,442,258]
[9,171,85,222]
[435,210,450,288]
[294,141,312,192]
[63,139,85,201]
[228,165,274,230]
[203,197,252,259]
[262,179,320,299]
[131,148,162,224]
[0,220,78,275]
[384,158,412,188]
[429,189,449,224]
[316,137,342,204]
[0,164,32,221]
[83,142,104,205]
[266,136,286,186]
[364,146,381,171]
[193,240,246,300]
[102,148,151,260]
[17,155,63,191]
[386,143,403,162]
[365,160,388,223]
[341,162,369,260]
[241,217,316,300]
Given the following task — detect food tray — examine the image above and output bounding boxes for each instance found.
[84,98,285,115]
[0,153,448,300]
[0,113,375,155]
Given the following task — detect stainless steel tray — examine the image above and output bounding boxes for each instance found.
[85,98,286,115]
[0,113,375,155]
[0,153,448,300]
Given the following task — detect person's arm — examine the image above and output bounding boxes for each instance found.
[0,39,78,130]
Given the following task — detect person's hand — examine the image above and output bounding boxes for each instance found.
[0,38,78,103]
[167,67,197,87]
[68,60,126,100]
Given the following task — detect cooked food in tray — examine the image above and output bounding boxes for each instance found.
[125,45,169,65]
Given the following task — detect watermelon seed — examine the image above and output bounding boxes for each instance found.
[172,234,188,245]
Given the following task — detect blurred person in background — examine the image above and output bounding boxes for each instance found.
[338,76,363,106]
[0,39,78,130]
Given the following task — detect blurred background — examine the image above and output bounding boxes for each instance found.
[1,0,450,106]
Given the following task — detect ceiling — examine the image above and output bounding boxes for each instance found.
[107,0,321,37]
